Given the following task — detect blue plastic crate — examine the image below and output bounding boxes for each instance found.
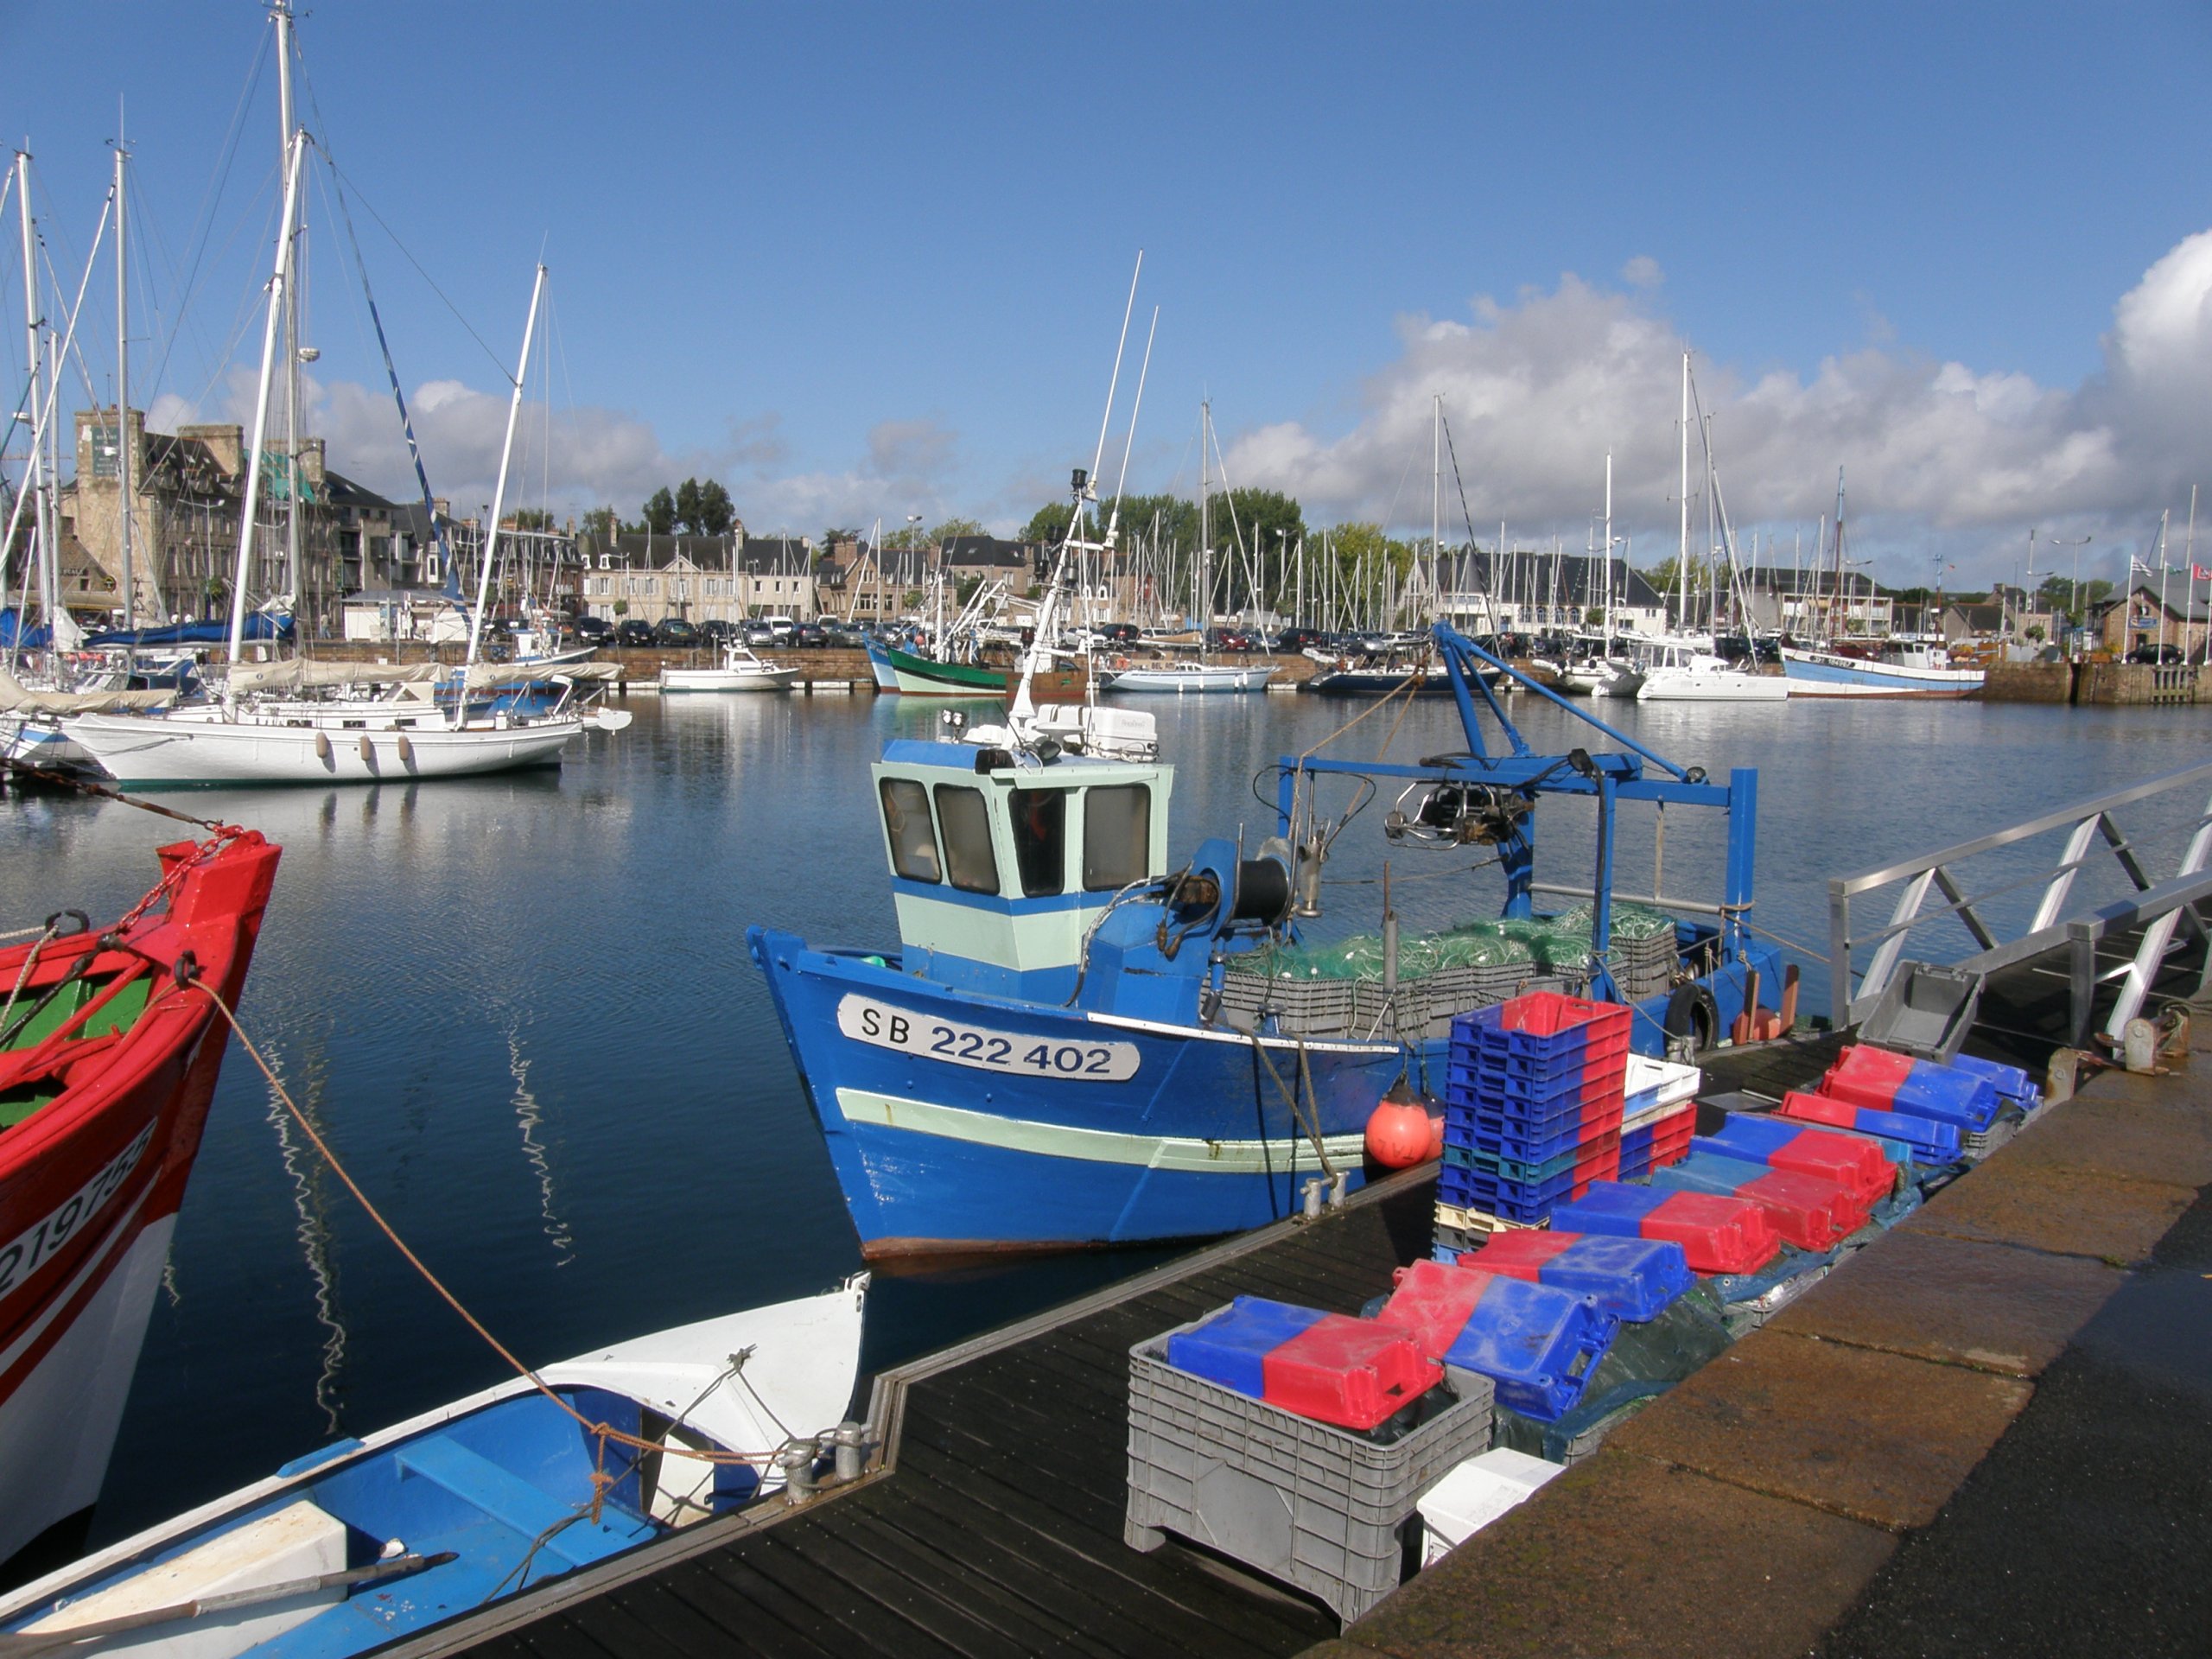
[1473,1231,1695,1323]
[1165,1296,1329,1398]
[1459,1106,1623,1166]
[1948,1052,2040,1114]
[1445,1061,1621,1114]
[1440,1273,1620,1422]
[1444,1129,1623,1185]
[1439,1161,1611,1224]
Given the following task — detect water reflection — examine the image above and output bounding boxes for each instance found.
[507,1026,575,1268]
[262,1052,349,1434]
[0,690,2202,1545]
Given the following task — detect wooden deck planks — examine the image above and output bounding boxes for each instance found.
[402,1170,1440,1659]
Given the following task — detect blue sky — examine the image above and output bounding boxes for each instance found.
[5,1,2210,587]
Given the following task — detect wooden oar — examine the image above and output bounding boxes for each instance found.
[0,1550,457,1656]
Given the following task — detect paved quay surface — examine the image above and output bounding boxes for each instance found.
[1318,1032,2212,1659]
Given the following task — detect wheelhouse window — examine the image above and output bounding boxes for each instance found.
[879,777,941,883]
[932,784,1001,895]
[1009,787,1069,897]
[1082,784,1151,891]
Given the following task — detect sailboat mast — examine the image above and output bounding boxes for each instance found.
[1431,393,1440,629]
[16,151,50,646]
[274,0,303,623]
[224,130,308,677]
[465,264,547,672]
[1603,451,1613,647]
[1677,352,1689,634]
[114,133,135,650]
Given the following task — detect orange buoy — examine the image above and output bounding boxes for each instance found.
[1364,1080,1434,1169]
[1426,1109,1445,1161]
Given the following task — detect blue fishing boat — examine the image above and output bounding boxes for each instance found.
[750,616,1788,1262]
[0,1276,867,1656]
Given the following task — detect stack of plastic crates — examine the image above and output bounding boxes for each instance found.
[1437,992,1633,1236]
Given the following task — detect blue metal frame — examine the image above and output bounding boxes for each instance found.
[1274,623,1759,995]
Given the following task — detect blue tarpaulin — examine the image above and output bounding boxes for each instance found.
[84,616,294,648]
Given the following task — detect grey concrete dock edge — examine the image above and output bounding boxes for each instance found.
[1311,1032,2212,1659]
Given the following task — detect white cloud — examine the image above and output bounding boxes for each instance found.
[1217,232,2212,583]
[1622,255,1663,289]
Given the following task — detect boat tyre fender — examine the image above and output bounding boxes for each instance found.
[1663,982,1719,1052]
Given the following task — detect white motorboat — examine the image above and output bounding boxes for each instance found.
[658,643,800,693]
[1636,644,1788,702]
[0,1275,868,1659]
[1103,660,1274,694]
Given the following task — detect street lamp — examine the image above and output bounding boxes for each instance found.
[2046,534,2093,658]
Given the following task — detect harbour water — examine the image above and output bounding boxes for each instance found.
[1,690,2203,1549]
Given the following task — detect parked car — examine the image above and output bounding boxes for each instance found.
[570,615,613,645]
[741,620,777,646]
[820,621,864,647]
[614,618,654,648]
[2127,643,2186,664]
[791,623,829,648]
[1273,627,1326,653]
[652,618,702,647]
[697,618,735,644]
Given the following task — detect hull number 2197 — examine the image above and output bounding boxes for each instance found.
[836,995,1141,1082]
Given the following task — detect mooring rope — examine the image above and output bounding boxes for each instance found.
[191,971,791,1475]
[4,754,798,1478]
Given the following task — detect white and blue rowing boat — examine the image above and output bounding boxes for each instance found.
[0,1275,867,1657]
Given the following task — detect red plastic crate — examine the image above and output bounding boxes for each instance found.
[1644,1191,1782,1274]
[1378,1258,1494,1357]
[1262,1314,1442,1431]
[1727,1165,1866,1249]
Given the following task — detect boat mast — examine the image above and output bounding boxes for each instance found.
[16,151,54,651]
[1603,451,1613,650]
[274,0,304,626]
[114,128,135,658]
[1431,393,1441,631]
[1831,467,1847,646]
[224,130,309,680]
[464,263,547,675]
[1676,351,1689,638]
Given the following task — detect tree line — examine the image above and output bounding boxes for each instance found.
[579,477,739,545]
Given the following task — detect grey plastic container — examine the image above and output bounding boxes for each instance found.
[1217,972,1358,1039]
[1125,1319,1497,1628]
[1857,959,1983,1063]
[1609,932,1680,1000]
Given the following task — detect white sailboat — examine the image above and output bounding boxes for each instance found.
[65,59,606,785]
[1105,399,1274,696]
[1637,354,1788,704]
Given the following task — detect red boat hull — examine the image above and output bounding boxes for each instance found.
[0,831,282,1569]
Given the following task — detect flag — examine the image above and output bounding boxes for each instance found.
[2194,563,2212,582]
[2131,557,2152,576]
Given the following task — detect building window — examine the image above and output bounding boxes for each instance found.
[599,553,611,570]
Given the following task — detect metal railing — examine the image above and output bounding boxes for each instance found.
[1829,760,2212,1039]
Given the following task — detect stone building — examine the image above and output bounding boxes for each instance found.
[59,404,385,639]
[2101,582,2209,661]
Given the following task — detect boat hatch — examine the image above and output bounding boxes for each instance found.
[871,741,1173,991]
